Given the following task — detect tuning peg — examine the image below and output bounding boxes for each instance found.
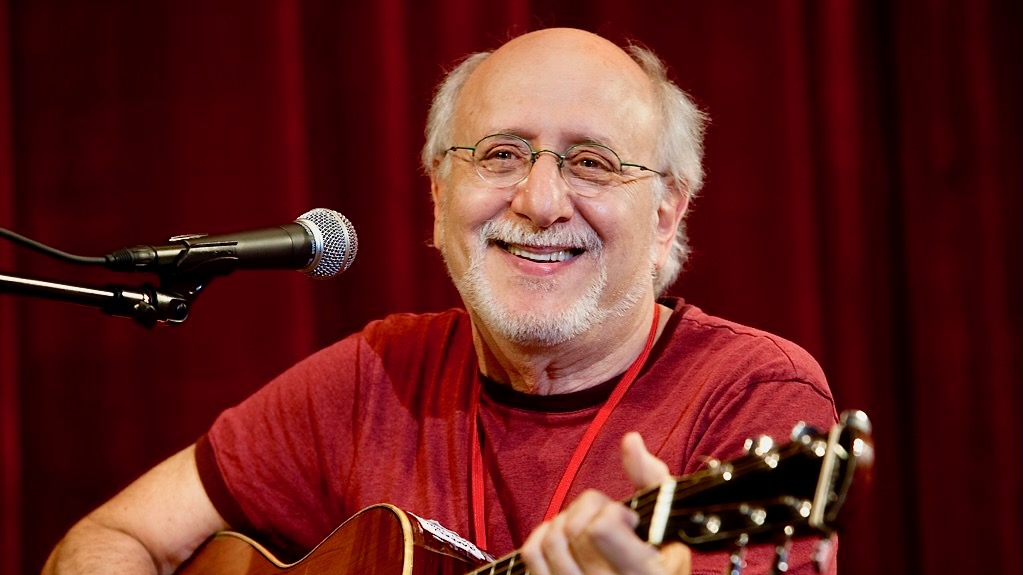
[743,435,774,455]
[791,420,826,443]
[769,526,795,574]
[839,409,872,435]
[739,503,768,527]
[704,458,735,481]
[852,434,875,467]
[689,511,723,535]
[725,550,746,575]
[743,435,781,468]
[813,534,838,573]
[725,534,749,575]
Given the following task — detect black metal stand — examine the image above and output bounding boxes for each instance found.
[0,271,211,327]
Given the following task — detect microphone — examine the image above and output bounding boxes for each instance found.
[103,208,358,279]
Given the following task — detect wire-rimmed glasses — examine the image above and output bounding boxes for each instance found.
[447,133,664,196]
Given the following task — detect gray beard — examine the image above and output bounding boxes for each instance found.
[442,218,649,346]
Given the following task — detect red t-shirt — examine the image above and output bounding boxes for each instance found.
[196,298,839,573]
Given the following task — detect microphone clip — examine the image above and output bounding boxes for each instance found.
[101,273,212,327]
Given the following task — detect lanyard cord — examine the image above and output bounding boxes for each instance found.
[468,304,661,550]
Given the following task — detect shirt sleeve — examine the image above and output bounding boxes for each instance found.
[686,339,839,575]
[194,333,368,558]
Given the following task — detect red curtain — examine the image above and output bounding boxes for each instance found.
[1,0,20,569]
[1,2,1019,573]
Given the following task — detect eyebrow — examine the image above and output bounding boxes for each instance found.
[488,130,621,151]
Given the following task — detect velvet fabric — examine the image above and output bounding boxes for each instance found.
[1,2,1019,573]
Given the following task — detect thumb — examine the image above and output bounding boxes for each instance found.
[621,431,672,490]
[659,542,693,575]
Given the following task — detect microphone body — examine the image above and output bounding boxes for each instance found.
[104,208,357,279]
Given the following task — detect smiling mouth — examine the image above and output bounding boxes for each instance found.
[495,240,584,263]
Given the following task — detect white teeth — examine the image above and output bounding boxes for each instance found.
[505,244,574,262]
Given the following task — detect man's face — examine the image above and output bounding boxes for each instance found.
[431,30,684,347]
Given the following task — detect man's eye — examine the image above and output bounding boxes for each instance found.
[483,146,526,161]
[571,152,615,172]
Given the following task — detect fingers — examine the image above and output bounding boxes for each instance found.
[522,490,611,575]
[520,433,690,575]
[522,518,578,575]
[621,431,671,491]
[521,489,666,575]
[579,504,661,574]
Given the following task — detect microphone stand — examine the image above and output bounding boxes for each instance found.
[0,271,211,328]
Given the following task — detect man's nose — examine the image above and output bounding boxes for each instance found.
[510,153,575,228]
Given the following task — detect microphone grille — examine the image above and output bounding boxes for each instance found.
[297,208,358,279]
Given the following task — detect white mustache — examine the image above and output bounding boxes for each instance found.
[478,219,602,252]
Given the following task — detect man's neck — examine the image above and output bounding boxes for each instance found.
[472,301,672,395]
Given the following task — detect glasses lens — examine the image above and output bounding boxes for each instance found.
[563,144,622,193]
[474,135,532,186]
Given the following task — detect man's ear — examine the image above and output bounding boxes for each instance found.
[653,181,689,269]
[429,173,445,250]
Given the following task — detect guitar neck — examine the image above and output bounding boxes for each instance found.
[462,481,678,575]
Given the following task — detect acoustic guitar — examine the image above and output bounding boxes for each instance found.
[176,410,872,574]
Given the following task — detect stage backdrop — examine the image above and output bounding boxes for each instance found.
[1,2,1019,574]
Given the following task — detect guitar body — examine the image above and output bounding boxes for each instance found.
[176,504,481,575]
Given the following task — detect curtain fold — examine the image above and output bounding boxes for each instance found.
[1,0,23,572]
[889,2,1022,572]
[1,2,1018,573]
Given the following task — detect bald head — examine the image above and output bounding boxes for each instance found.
[452,28,660,155]
[470,27,654,97]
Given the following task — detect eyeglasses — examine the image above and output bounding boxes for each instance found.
[446,133,664,196]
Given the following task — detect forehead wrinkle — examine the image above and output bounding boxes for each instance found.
[478,129,626,151]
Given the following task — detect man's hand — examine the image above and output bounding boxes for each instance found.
[520,432,691,575]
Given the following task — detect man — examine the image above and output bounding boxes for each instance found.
[43,28,837,574]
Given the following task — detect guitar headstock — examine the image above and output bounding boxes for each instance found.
[631,410,873,553]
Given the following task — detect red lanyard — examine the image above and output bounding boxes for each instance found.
[467,305,661,550]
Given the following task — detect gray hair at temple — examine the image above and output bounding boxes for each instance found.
[421,43,708,296]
